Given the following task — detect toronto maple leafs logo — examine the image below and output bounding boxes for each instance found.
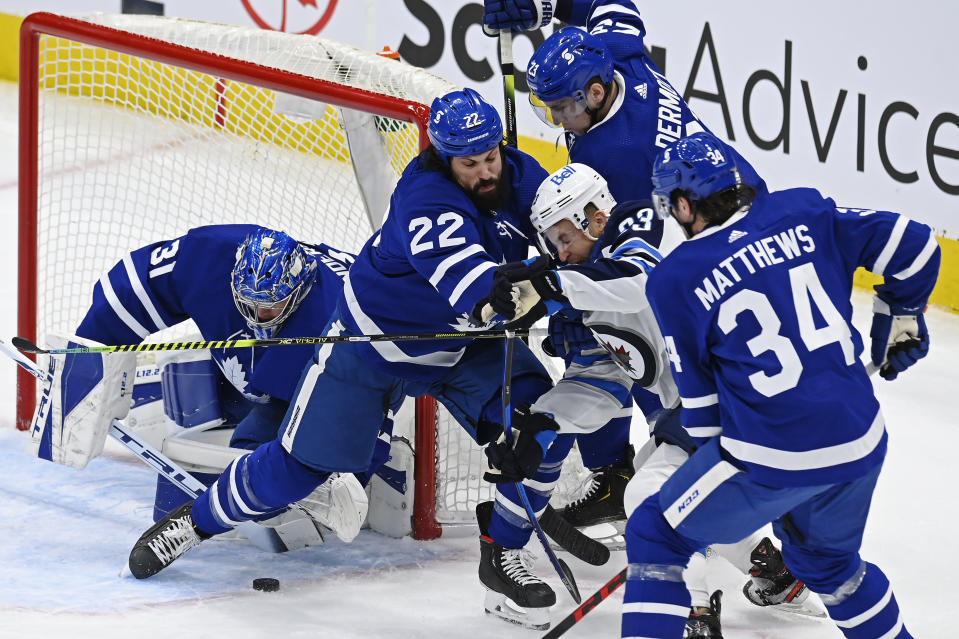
[449,312,497,332]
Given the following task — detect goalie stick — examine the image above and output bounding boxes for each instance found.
[11,328,546,356]
[0,338,291,553]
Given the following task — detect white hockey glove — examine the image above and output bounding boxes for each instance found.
[869,296,929,381]
[471,270,544,328]
[28,334,136,469]
[483,0,554,34]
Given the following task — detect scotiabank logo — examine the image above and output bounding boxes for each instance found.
[241,0,338,35]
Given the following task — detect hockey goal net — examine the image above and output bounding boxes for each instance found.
[17,12,588,541]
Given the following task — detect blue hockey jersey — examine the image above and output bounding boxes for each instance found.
[338,146,548,381]
[561,0,763,201]
[646,189,941,486]
[75,224,353,402]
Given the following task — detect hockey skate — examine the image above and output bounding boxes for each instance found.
[685,590,723,639]
[128,500,211,579]
[296,472,368,543]
[743,537,826,618]
[561,453,634,528]
[477,501,555,630]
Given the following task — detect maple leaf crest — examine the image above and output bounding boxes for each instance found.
[600,340,635,374]
[449,312,497,332]
[221,355,268,402]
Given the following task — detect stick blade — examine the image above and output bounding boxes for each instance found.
[557,558,581,604]
[11,336,45,354]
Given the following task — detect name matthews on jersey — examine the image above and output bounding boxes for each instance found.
[694,224,816,311]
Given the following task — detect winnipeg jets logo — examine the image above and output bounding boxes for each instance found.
[494,220,513,238]
[600,340,636,374]
[728,229,748,243]
[635,83,648,100]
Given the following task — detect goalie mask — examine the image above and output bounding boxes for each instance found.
[531,163,616,258]
[231,229,317,339]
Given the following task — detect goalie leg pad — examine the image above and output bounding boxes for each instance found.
[29,334,136,469]
[367,436,415,538]
[160,354,224,429]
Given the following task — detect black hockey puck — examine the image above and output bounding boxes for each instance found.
[252,578,280,592]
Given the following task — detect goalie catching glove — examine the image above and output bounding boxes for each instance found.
[483,404,558,483]
[869,295,930,380]
[28,334,137,469]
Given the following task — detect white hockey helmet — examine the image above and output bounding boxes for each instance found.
[530,163,616,256]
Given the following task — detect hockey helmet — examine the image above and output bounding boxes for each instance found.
[427,87,504,161]
[526,28,614,127]
[531,163,616,256]
[231,228,317,339]
[650,132,742,220]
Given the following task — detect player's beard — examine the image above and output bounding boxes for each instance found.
[467,168,512,213]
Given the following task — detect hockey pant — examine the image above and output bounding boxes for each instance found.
[621,438,911,639]
[623,440,768,609]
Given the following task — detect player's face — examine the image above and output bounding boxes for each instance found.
[253,298,289,323]
[545,219,593,264]
[450,147,509,210]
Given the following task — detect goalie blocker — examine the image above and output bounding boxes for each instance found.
[29,333,136,469]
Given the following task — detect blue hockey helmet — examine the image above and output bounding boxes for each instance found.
[650,132,743,220]
[231,229,317,339]
[427,88,504,161]
[526,28,614,127]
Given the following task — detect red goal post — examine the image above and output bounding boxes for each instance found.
[15,11,478,540]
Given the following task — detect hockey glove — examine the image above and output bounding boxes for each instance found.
[483,0,554,34]
[471,267,548,329]
[546,312,595,364]
[869,295,930,381]
[483,404,559,483]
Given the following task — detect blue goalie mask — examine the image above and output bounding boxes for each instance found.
[231,229,317,339]
[650,132,743,220]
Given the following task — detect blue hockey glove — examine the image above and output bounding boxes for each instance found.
[483,0,554,34]
[545,312,595,363]
[483,404,559,483]
[869,295,930,381]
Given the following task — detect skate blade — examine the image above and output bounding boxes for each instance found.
[483,590,551,630]
[579,522,626,551]
[769,597,829,619]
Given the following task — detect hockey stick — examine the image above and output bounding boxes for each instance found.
[502,330,581,603]
[11,328,546,356]
[541,567,627,639]
[496,27,581,603]
[539,505,610,566]
[0,339,289,552]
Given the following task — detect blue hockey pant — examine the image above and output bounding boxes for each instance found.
[621,438,911,639]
